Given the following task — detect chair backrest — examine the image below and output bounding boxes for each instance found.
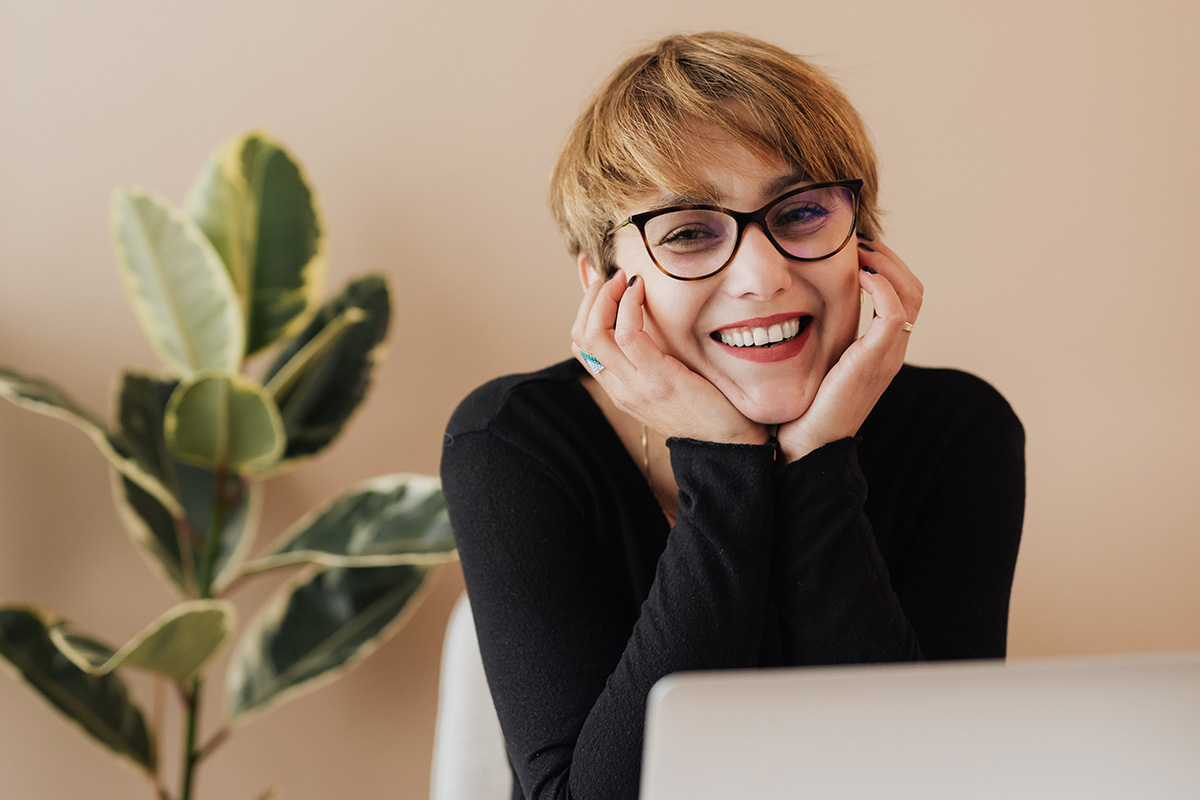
[429,593,513,800]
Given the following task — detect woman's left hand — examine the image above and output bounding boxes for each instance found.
[775,238,923,462]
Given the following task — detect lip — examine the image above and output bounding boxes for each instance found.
[713,312,806,334]
[712,319,812,363]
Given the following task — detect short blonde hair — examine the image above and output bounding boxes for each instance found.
[549,31,881,277]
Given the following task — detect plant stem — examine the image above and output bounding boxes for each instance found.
[179,464,234,800]
[197,726,231,761]
[180,679,202,800]
[196,465,232,600]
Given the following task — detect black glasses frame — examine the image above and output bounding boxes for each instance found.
[610,178,864,281]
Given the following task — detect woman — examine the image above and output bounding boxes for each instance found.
[441,31,1024,800]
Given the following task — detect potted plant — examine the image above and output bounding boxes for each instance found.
[0,131,457,800]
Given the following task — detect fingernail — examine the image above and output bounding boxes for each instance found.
[857,232,875,242]
[860,265,878,274]
[858,242,876,253]
[627,275,638,288]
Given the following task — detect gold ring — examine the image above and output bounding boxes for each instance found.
[901,321,914,333]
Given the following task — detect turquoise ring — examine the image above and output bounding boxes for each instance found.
[580,349,605,375]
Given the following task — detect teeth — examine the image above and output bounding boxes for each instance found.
[718,318,803,348]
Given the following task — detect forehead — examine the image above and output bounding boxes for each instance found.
[626,127,798,211]
[628,159,812,216]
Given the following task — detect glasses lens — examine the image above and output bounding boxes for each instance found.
[642,209,737,279]
[766,185,856,260]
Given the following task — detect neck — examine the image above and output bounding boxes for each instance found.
[640,422,678,524]
[580,375,678,524]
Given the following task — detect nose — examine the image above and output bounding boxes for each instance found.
[721,223,792,299]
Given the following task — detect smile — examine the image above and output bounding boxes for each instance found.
[712,316,810,348]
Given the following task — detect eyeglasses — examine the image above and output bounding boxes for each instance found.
[610,179,863,281]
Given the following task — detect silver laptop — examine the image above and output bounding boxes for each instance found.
[641,652,1200,799]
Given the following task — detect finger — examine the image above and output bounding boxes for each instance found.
[860,269,904,326]
[571,272,607,345]
[612,274,657,355]
[577,270,638,378]
[597,273,671,379]
[583,269,626,339]
[857,270,913,364]
[857,238,923,324]
[609,274,683,387]
[611,270,639,331]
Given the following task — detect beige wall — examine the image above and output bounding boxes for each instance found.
[1,1,1197,797]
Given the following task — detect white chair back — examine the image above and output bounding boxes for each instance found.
[429,593,513,800]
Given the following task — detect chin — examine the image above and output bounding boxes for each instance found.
[732,387,817,427]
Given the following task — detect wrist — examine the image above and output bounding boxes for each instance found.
[723,422,770,447]
[777,427,847,463]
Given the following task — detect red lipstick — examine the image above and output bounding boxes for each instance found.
[711,316,812,363]
[714,312,804,332]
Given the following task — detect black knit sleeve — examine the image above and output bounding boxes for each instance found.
[770,438,924,664]
[442,416,776,800]
[769,367,1026,664]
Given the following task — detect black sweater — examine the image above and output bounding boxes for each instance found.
[441,359,1025,800]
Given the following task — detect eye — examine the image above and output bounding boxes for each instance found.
[658,224,722,251]
[645,209,730,254]
[770,200,831,231]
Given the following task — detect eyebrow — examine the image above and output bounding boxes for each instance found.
[646,168,813,212]
[764,169,813,197]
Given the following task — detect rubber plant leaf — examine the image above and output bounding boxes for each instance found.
[165,372,285,474]
[226,564,431,724]
[186,131,326,355]
[0,367,180,515]
[262,275,390,465]
[113,373,259,595]
[242,474,456,575]
[0,606,155,774]
[110,187,245,377]
[111,470,259,597]
[115,372,180,489]
[51,601,235,682]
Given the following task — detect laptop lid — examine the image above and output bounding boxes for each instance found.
[640,652,1200,800]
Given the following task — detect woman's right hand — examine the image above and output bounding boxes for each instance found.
[572,270,768,446]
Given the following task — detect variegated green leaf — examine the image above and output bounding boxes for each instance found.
[166,373,285,473]
[226,564,430,723]
[243,474,456,575]
[262,275,390,465]
[186,131,325,355]
[52,601,234,681]
[112,467,259,597]
[114,373,259,595]
[0,607,155,773]
[52,631,116,667]
[175,462,258,592]
[116,372,180,489]
[0,367,181,516]
[111,187,245,376]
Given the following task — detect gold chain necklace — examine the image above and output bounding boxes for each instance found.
[641,423,677,525]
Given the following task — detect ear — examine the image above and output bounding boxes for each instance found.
[577,253,602,291]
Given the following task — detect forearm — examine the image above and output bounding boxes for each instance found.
[445,431,777,800]
[770,438,922,665]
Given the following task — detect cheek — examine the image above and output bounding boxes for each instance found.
[641,291,701,356]
[612,231,652,278]
[820,264,865,352]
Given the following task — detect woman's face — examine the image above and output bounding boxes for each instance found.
[609,135,862,425]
